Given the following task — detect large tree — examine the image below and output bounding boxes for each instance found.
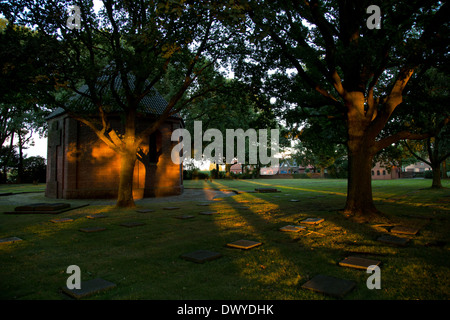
[3,0,243,207]
[243,0,449,220]
[400,69,450,188]
[0,19,52,183]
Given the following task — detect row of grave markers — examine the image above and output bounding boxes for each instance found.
[1,196,420,299]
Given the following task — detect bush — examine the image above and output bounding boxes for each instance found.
[292,173,311,179]
[424,170,433,179]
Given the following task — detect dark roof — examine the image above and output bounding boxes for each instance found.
[46,71,181,121]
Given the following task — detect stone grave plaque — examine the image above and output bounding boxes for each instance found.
[300,217,324,225]
[279,225,306,232]
[197,203,211,206]
[15,203,70,212]
[339,256,381,270]
[136,209,155,213]
[86,214,107,219]
[163,207,180,210]
[0,237,23,245]
[120,222,145,228]
[235,206,250,210]
[390,226,419,236]
[180,250,223,263]
[62,278,116,299]
[290,199,300,202]
[6,203,89,215]
[301,274,356,298]
[199,211,219,215]
[14,203,46,211]
[255,188,279,193]
[51,218,73,223]
[377,234,409,246]
[227,239,262,250]
[79,227,106,233]
[174,215,195,219]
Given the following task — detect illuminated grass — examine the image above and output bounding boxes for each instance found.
[0,179,449,299]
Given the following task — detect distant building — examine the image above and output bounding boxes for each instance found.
[230,162,243,174]
[260,165,279,175]
[371,163,400,180]
[278,159,300,174]
[403,162,432,173]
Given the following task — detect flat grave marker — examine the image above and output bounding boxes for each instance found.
[62,278,116,299]
[50,218,73,223]
[180,250,223,263]
[5,203,89,215]
[174,215,195,220]
[390,226,420,236]
[300,217,324,225]
[79,227,106,233]
[290,199,300,202]
[15,203,70,212]
[197,203,211,206]
[301,274,356,298]
[279,225,306,233]
[199,211,219,215]
[120,222,145,228]
[136,209,155,213]
[86,214,107,219]
[0,237,23,245]
[255,188,279,193]
[163,207,180,210]
[377,234,409,246]
[338,256,381,270]
[227,239,262,250]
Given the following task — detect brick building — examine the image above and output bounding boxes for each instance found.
[45,81,184,199]
[371,162,400,180]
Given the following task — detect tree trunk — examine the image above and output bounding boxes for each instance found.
[116,109,137,208]
[320,166,325,179]
[344,146,379,219]
[17,134,24,184]
[431,163,442,188]
[443,161,447,179]
[116,151,137,207]
[343,95,380,220]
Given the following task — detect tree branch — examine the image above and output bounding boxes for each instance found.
[403,139,431,166]
[373,130,431,154]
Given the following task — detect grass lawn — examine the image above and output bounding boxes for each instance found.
[0,179,449,300]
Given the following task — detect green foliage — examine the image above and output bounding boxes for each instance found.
[292,173,310,179]
[183,168,210,180]
[9,156,46,183]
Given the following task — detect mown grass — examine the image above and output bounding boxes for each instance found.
[0,179,449,300]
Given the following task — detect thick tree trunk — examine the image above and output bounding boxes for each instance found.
[344,146,379,219]
[116,109,137,208]
[116,151,137,207]
[343,93,380,221]
[320,166,325,179]
[431,163,442,188]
